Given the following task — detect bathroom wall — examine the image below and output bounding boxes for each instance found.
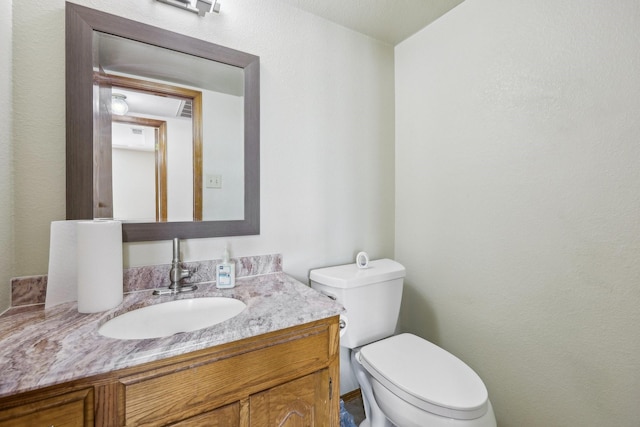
[202,91,245,221]
[112,146,156,220]
[4,0,395,310]
[0,0,13,314]
[164,118,194,221]
[395,0,640,426]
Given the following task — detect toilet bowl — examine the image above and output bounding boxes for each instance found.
[310,259,497,427]
[355,333,496,427]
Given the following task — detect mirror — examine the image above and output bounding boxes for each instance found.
[66,2,260,241]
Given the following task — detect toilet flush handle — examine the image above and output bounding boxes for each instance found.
[339,318,347,329]
[317,289,337,300]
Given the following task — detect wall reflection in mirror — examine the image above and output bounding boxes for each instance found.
[95,32,245,223]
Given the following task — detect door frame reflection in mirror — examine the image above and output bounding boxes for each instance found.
[103,73,204,222]
[112,115,169,221]
[66,2,260,241]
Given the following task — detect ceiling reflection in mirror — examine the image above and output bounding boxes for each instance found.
[94,32,245,223]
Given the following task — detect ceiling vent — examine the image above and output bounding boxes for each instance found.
[178,99,193,119]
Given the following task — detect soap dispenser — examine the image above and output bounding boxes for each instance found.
[216,247,236,289]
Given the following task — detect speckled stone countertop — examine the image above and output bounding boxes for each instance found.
[0,272,343,399]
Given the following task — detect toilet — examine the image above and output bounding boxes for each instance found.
[310,259,497,427]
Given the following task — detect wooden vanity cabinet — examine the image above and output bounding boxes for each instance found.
[0,387,94,427]
[0,316,340,427]
[249,369,331,426]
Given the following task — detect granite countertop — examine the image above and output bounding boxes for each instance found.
[0,272,344,399]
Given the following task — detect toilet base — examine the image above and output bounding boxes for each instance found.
[351,350,394,427]
[359,419,397,427]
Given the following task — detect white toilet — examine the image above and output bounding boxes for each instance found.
[310,259,497,427]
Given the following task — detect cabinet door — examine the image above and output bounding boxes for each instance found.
[249,370,330,427]
[0,388,93,427]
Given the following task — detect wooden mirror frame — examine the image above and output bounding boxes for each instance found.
[66,2,260,241]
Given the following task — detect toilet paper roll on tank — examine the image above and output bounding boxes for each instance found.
[46,219,123,313]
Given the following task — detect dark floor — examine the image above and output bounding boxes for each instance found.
[343,389,366,425]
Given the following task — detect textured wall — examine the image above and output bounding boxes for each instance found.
[5,0,395,312]
[396,0,640,425]
[0,0,13,313]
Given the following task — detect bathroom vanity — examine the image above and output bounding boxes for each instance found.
[1,3,340,424]
[0,272,343,426]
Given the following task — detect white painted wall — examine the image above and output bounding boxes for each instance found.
[112,147,156,221]
[202,91,244,221]
[0,0,13,314]
[395,0,640,425]
[6,0,395,306]
[165,118,194,221]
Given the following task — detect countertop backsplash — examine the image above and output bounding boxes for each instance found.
[8,253,283,312]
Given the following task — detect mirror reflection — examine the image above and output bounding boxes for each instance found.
[66,3,260,241]
[95,32,245,222]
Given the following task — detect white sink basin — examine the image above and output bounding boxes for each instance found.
[98,297,247,340]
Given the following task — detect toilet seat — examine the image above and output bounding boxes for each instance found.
[359,333,489,420]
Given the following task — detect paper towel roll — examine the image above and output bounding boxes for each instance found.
[45,220,82,309]
[339,315,349,338]
[77,220,124,313]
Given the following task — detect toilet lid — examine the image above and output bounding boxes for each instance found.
[359,333,489,420]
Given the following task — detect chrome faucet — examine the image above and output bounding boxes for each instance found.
[169,238,191,285]
[153,238,198,295]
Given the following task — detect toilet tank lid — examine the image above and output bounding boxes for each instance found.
[309,259,405,289]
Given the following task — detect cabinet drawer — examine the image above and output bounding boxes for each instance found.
[0,388,93,427]
[169,402,240,426]
[120,325,330,426]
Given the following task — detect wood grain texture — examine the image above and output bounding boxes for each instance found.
[119,322,331,425]
[249,370,329,427]
[0,388,93,427]
[172,402,240,426]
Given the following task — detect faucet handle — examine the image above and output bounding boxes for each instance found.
[181,265,192,278]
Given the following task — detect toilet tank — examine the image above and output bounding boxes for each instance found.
[310,259,405,349]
